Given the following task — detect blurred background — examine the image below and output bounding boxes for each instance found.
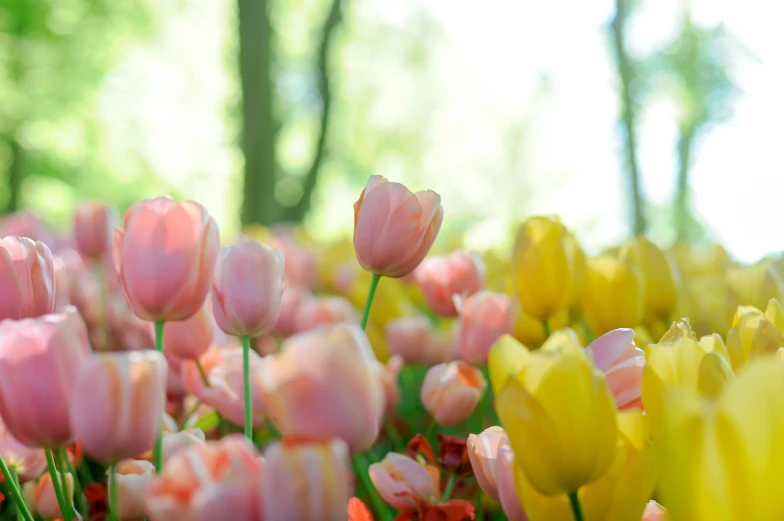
[1,0,781,261]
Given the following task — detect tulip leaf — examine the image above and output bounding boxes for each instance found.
[189,411,221,431]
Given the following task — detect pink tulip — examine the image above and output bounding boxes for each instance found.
[642,501,668,521]
[161,429,206,462]
[74,202,117,259]
[271,286,311,337]
[496,443,529,521]
[456,291,517,365]
[70,351,166,462]
[146,435,264,521]
[114,197,219,322]
[212,241,285,337]
[0,309,89,448]
[353,175,444,278]
[381,355,404,413]
[259,324,385,452]
[110,459,156,521]
[0,212,57,247]
[294,295,359,332]
[163,302,217,360]
[24,471,76,520]
[369,452,438,509]
[585,328,645,410]
[385,316,455,365]
[262,439,352,521]
[421,361,486,427]
[0,236,55,320]
[466,426,508,501]
[414,250,485,316]
[0,418,46,482]
[181,347,267,428]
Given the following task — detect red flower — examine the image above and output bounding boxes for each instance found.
[84,482,109,521]
[348,497,376,521]
[395,497,475,521]
[407,434,472,476]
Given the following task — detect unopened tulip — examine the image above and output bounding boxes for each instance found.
[414,250,485,316]
[511,216,574,321]
[581,255,644,335]
[496,444,529,521]
[262,439,352,521]
[353,175,444,278]
[212,241,285,337]
[146,435,264,521]
[489,332,617,495]
[295,295,359,332]
[163,302,217,360]
[271,286,311,336]
[0,309,89,448]
[467,426,508,501]
[74,202,117,259]
[386,316,454,365]
[725,307,780,370]
[114,197,219,322]
[25,471,75,520]
[181,347,267,428]
[728,262,784,311]
[0,418,46,482]
[0,236,55,320]
[456,291,517,365]
[161,429,206,462]
[70,351,166,462]
[421,361,487,426]
[259,324,385,452]
[109,459,155,521]
[620,238,679,322]
[369,452,438,509]
[642,501,668,521]
[585,329,645,410]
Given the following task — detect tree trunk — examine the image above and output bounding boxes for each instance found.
[6,138,24,213]
[238,0,278,226]
[674,124,695,241]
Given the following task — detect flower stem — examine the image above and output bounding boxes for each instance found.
[45,449,72,521]
[107,464,119,521]
[441,474,457,501]
[154,320,166,473]
[360,273,382,330]
[476,488,484,521]
[0,459,34,521]
[352,453,393,521]
[241,335,253,441]
[58,448,86,516]
[196,359,211,387]
[542,318,551,338]
[384,419,405,451]
[180,399,202,429]
[568,490,584,521]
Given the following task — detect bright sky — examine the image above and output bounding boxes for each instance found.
[98,0,784,262]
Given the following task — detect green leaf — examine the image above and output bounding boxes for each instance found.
[188,411,221,431]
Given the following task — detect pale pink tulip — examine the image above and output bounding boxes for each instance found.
[212,241,285,337]
[414,250,485,316]
[271,286,311,337]
[262,439,352,521]
[0,309,89,448]
[353,175,444,278]
[585,328,645,410]
[161,429,206,462]
[74,202,117,259]
[641,501,668,521]
[181,347,267,428]
[145,435,264,521]
[496,443,529,521]
[0,418,46,482]
[294,295,359,332]
[114,197,219,322]
[259,324,385,452]
[24,471,76,520]
[466,426,507,502]
[0,212,56,247]
[110,459,156,521]
[456,291,517,365]
[421,361,486,427]
[0,236,55,320]
[369,452,438,509]
[385,316,455,365]
[163,302,217,360]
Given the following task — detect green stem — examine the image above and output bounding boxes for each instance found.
[154,320,166,473]
[58,448,86,516]
[10,466,22,521]
[542,318,551,338]
[352,453,393,521]
[196,359,211,387]
[384,419,405,451]
[0,459,34,521]
[107,464,119,521]
[94,261,111,350]
[180,399,202,428]
[45,449,72,521]
[360,273,382,330]
[568,491,584,521]
[424,418,437,441]
[441,474,457,501]
[476,488,484,521]
[241,335,253,441]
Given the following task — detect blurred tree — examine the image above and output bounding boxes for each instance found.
[0,0,154,214]
[237,0,345,226]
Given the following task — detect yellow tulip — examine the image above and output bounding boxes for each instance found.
[484,250,510,293]
[581,256,644,335]
[511,216,574,321]
[566,231,586,311]
[725,309,780,370]
[512,307,569,346]
[658,318,696,343]
[346,270,414,326]
[511,410,657,521]
[489,333,617,496]
[657,357,784,521]
[633,326,654,350]
[764,298,784,341]
[727,262,784,311]
[620,237,679,321]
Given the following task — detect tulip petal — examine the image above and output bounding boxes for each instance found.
[488,335,530,397]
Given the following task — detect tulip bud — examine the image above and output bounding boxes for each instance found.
[456,291,517,365]
[642,501,668,521]
[163,302,217,360]
[271,286,311,337]
[114,197,220,322]
[725,308,780,370]
[353,175,444,278]
[259,325,385,452]
[421,361,487,427]
[414,250,485,317]
[74,202,117,259]
[728,262,784,311]
[466,426,508,501]
[295,295,359,332]
[70,351,166,462]
[109,459,156,521]
[386,316,454,365]
[0,418,46,482]
[0,309,89,448]
[26,471,75,520]
[369,452,438,509]
[161,429,206,462]
[0,236,55,320]
[585,328,645,410]
[620,238,679,321]
[262,439,352,521]
[581,255,644,335]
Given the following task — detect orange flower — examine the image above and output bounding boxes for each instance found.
[395,497,476,521]
[348,497,375,521]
